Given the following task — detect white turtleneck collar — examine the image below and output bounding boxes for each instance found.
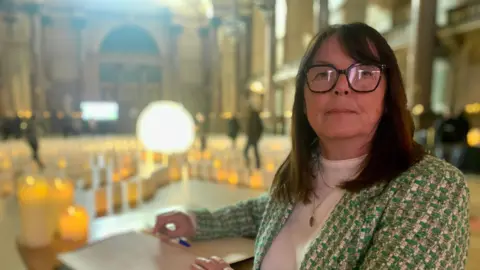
[318,155,367,188]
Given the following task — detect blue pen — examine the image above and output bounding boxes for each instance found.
[178,238,191,247]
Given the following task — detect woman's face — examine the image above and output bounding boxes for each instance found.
[304,36,386,141]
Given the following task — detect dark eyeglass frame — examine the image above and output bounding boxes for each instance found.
[304,62,387,94]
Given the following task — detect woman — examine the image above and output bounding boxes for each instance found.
[154,23,469,270]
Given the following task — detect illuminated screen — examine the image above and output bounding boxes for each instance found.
[80,102,119,121]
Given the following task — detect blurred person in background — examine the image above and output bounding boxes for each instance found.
[227,115,240,149]
[434,109,471,167]
[195,113,207,151]
[244,103,263,170]
[25,115,44,169]
[154,23,469,270]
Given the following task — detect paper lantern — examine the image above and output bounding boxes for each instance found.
[136,101,195,154]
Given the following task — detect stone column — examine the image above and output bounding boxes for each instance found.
[313,0,329,33]
[165,24,183,102]
[209,17,222,132]
[198,26,213,133]
[241,15,253,91]
[25,3,43,114]
[448,40,472,114]
[285,0,313,63]
[72,16,87,111]
[84,52,100,100]
[1,14,16,117]
[157,8,174,102]
[342,0,368,23]
[198,27,211,104]
[406,0,437,128]
[257,0,277,131]
[40,15,52,111]
[238,15,253,130]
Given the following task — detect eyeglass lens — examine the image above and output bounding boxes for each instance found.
[306,64,381,92]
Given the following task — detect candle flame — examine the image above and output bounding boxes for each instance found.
[26,176,35,186]
[58,159,67,168]
[67,206,76,216]
[54,178,65,189]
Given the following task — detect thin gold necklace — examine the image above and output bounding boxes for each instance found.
[309,171,325,227]
[309,193,323,227]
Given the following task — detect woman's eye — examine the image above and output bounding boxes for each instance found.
[315,72,329,80]
[359,70,373,77]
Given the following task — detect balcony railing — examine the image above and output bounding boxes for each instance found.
[447,1,480,26]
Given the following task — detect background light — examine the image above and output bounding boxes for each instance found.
[136,101,195,154]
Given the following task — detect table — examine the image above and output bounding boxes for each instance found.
[16,234,254,270]
[16,179,263,270]
[17,238,86,270]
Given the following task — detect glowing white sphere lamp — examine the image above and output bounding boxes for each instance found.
[136,101,196,154]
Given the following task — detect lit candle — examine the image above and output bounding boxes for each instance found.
[120,181,129,212]
[217,169,228,182]
[168,158,181,181]
[50,177,74,232]
[202,151,211,160]
[18,176,53,248]
[58,205,89,241]
[120,167,131,179]
[266,161,276,173]
[250,170,263,189]
[168,166,181,181]
[213,159,221,169]
[228,170,239,185]
[57,158,67,170]
[104,161,114,215]
[127,181,138,208]
[1,159,12,170]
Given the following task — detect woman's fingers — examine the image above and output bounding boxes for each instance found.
[191,256,232,270]
[153,211,195,237]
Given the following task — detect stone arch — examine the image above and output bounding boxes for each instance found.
[92,21,162,54]
[99,24,160,55]
[98,24,163,133]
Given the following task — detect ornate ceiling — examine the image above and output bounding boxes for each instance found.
[16,0,253,18]
[7,0,254,27]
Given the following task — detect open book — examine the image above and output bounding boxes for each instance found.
[58,232,255,270]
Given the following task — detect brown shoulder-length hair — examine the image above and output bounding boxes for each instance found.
[271,23,425,204]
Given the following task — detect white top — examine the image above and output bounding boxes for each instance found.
[261,155,365,270]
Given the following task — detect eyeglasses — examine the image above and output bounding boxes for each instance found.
[304,63,386,93]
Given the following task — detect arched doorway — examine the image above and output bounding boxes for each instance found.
[99,25,161,133]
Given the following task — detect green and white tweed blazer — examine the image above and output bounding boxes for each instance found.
[192,155,470,269]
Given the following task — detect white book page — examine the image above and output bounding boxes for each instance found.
[58,232,197,270]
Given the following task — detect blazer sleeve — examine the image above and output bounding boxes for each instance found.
[191,193,270,241]
[359,170,470,270]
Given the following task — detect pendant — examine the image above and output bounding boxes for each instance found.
[309,216,315,227]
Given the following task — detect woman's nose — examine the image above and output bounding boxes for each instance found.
[333,74,351,94]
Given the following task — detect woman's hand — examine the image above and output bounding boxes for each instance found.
[153,210,195,238]
[191,256,233,270]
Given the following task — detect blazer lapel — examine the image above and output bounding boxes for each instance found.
[301,182,390,269]
[254,201,294,270]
